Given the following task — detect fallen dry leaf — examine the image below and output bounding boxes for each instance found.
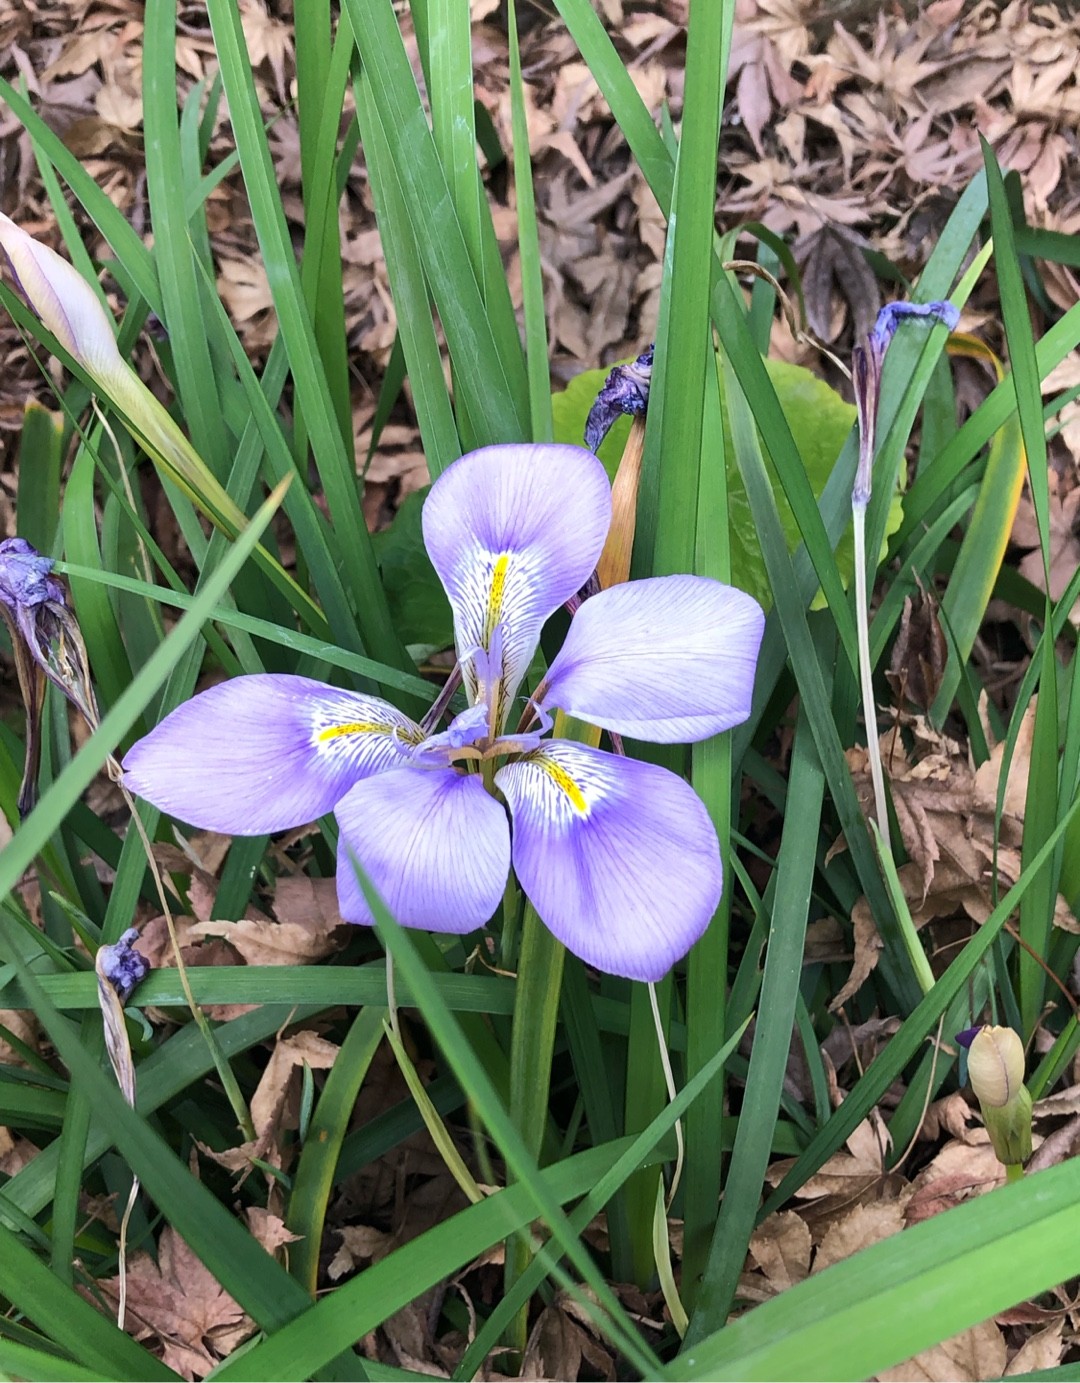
[521,1298,615,1382]
[811,1196,909,1275]
[201,1030,339,1177]
[89,1226,253,1379]
[1005,1320,1065,1375]
[877,1318,1007,1382]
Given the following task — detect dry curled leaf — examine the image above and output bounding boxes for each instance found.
[88,1226,253,1380]
[201,1031,339,1178]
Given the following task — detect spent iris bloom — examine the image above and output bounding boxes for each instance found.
[0,537,102,814]
[124,444,764,981]
[584,346,654,453]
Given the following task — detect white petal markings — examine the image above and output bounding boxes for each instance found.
[123,674,423,834]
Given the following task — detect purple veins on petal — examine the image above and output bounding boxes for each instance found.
[421,444,612,716]
[122,674,424,835]
[539,574,765,743]
[495,740,722,982]
[335,766,511,932]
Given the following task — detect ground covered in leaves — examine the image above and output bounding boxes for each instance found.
[2,1,1080,1378]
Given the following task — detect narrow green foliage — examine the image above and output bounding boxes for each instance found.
[686,704,824,1344]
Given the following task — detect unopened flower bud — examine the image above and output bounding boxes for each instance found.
[957,1024,1032,1168]
[0,213,123,380]
[964,1024,1025,1107]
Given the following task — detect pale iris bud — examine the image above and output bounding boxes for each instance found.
[0,213,123,381]
[958,1024,1032,1170]
[0,213,251,536]
[965,1024,1025,1107]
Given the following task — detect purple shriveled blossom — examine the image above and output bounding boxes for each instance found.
[584,347,654,453]
[96,928,150,1004]
[0,537,67,644]
[0,537,101,814]
[852,300,959,507]
[124,444,765,982]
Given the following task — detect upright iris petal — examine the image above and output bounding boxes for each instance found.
[422,444,611,722]
[539,574,765,742]
[335,767,511,931]
[123,675,424,835]
[495,741,722,982]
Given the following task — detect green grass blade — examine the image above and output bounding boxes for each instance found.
[508,0,552,442]
[14,402,62,553]
[675,1158,1080,1381]
[685,702,825,1345]
[204,0,403,666]
[983,140,1060,1036]
[287,1006,386,1293]
[682,303,735,1302]
[0,1223,175,1380]
[144,0,230,475]
[0,1335,115,1383]
[295,0,353,453]
[0,967,516,1017]
[342,0,528,443]
[428,0,483,277]
[353,71,461,478]
[644,0,726,577]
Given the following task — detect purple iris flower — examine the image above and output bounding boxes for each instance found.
[123,444,765,982]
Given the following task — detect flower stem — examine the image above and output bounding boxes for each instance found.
[505,898,566,1350]
[852,499,889,841]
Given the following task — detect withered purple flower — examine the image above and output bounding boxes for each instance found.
[852,301,959,506]
[584,347,654,453]
[0,537,101,814]
[96,927,150,1005]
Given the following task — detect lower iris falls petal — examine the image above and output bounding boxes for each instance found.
[495,741,722,982]
[122,674,423,835]
[335,767,511,932]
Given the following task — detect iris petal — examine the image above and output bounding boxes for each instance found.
[539,574,764,743]
[422,444,611,717]
[335,767,510,931]
[496,741,721,981]
[123,674,422,834]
